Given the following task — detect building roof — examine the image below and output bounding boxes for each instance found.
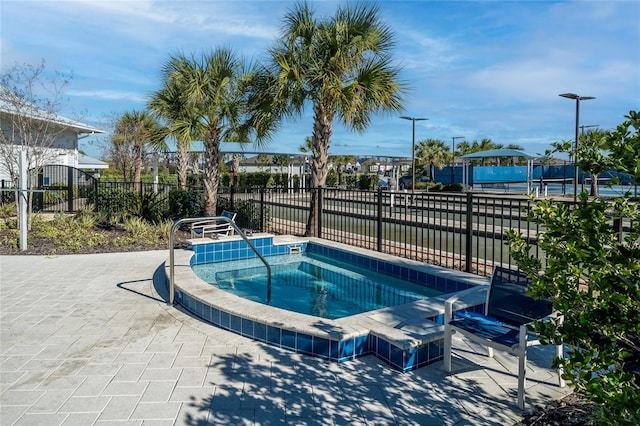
[459,148,537,159]
[78,154,109,169]
[0,89,105,135]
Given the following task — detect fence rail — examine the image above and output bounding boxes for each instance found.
[6,176,634,278]
[228,188,545,276]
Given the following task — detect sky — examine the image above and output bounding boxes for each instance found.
[2,0,639,161]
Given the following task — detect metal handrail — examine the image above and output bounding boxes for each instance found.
[168,216,272,305]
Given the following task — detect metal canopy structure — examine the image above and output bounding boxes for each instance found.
[459,148,536,160]
[459,149,540,194]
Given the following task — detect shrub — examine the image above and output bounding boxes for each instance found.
[96,188,138,217]
[508,111,640,425]
[129,191,167,224]
[0,202,16,219]
[357,174,377,190]
[168,188,203,218]
[326,169,338,187]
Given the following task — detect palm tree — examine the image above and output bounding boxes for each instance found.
[148,78,197,188]
[329,154,355,186]
[505,143,525,165]
[416,139,449,182]
[153,49,267,216]
[262,1,405,236]
[112,110,165,189]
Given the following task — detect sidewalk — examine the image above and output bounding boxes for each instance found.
[0,251,571,425]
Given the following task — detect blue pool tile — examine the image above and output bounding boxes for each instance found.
[241,318,254,338]
[267,326,281,346]
[377,338,390,363]
[339,339,354,361]
[281,330,296,350]
[254,322,267,342]
[220,311,230,330]
[390,344,403,369]
[329,340,339,361]
[312,337,330,358]
[417,343,430,366]
[429,340,443,363]
[210,307,220,325]
[354,335,368,357]
[404,346,417,372]
[369,335,378,353]
[297,333,313,355]
[230,315,242,334]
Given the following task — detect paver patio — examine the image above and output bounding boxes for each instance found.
[0,251,571,425]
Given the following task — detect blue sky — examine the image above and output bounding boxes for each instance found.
[2,0,639,160]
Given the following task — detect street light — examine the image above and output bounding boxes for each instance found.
[559,93,595,202]
[400,116,428,193]
[451,136,465,184]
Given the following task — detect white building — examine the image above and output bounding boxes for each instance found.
[0,96,106,183]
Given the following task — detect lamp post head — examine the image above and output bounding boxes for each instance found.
[559,93,596,101]
[400,116,428,122]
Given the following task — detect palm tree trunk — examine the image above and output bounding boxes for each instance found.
[133,145,142,192]
[306,105,332,237]
[202,127,221,216]
[590,173,599,196]
[232,153,240,189]
[176,139,188,188]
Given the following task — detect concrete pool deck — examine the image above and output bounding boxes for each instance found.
[1,251,572,425]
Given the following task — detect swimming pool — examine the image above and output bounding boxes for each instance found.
[192,252,443,320]
[167,234,489,372]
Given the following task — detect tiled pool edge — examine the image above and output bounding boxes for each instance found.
[166,234,489,373]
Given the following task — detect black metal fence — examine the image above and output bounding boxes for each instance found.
[227,188,545,276]
[6,170,633,277]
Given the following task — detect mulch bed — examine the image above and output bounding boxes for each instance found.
[515,393,597,425]
[0,227,191,256]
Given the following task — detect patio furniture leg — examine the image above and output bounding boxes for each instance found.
[444,324,453,372]
[517,325,527,410]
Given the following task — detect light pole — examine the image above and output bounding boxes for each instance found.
[400,116,428,194]
[559,93,595,202]
[451,136,465,184]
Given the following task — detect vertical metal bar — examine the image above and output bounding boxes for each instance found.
[260,187,265,232]
[67,166,74,212]
[377,187,383,252]
[317,188,323,239]
[465,192,473,273]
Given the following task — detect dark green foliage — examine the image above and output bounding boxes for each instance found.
[440,183,463,192]
[326,169,338,187]
[270,173,289,188]
[129,191,167,224]
[357,174,377,190]
[168,188,203,218]
[508,111,640,425]
[217,196,268,232]
[96,188,138,216]
[244,172,273,188]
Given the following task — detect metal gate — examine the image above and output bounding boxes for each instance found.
[31,165,98,213]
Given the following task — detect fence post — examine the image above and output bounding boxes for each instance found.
[67,166,74,212]
[230,185,235,211]
[259,187,265,232]
[613,217,623,243]
[465,192,474,273]
[94,177,99,212]
[317,188,323,239]
[377,188,383,252]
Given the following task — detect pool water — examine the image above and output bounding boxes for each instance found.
[192,252,442,319]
